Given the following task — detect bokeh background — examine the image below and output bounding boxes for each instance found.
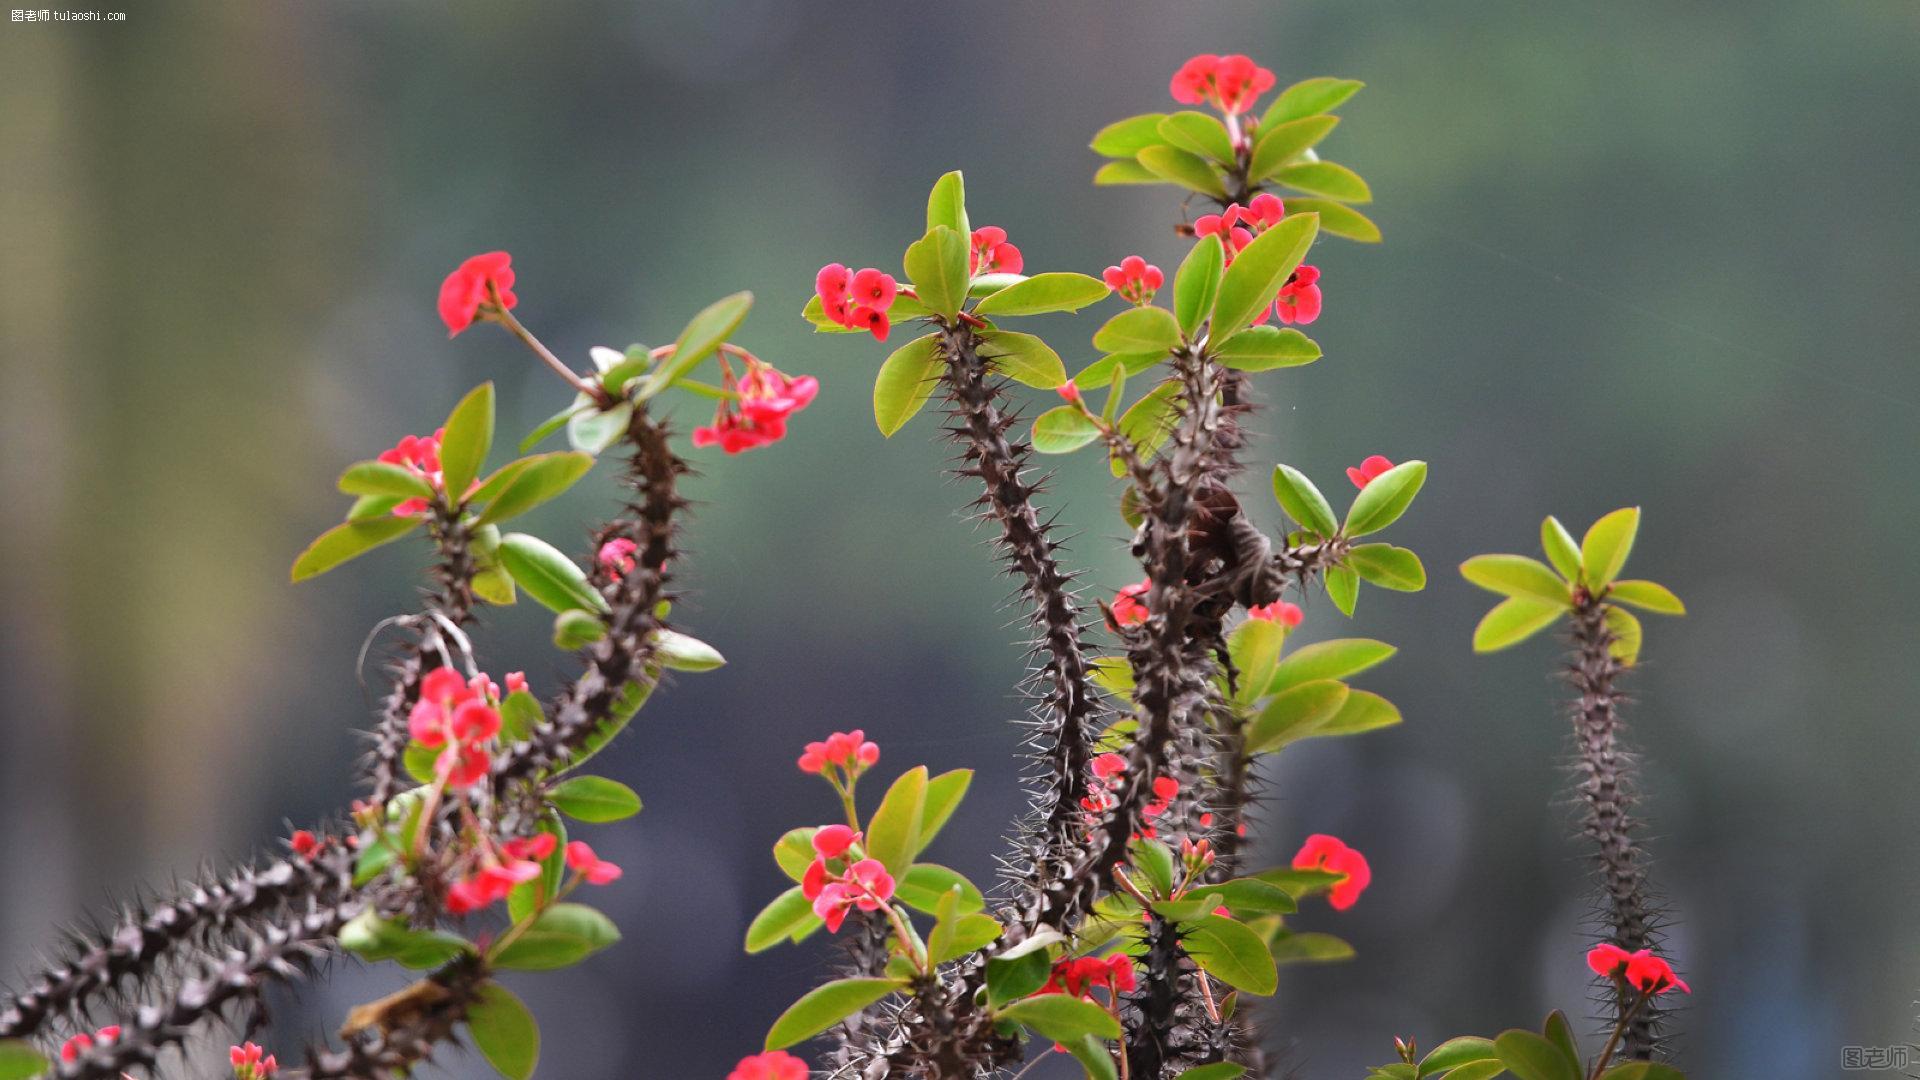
[3,2,1917,1076]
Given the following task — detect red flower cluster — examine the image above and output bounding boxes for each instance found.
[60,1025,120,1064]
[1169,53,1277,116]
[816,263,898,342]
[438,251,517,337]
[692,358,820,455]
[1195,193,1287,265]
[1292,833,1371,910]
[378,428,446,518]
[566,840,623,885]
[1274,264,1323,326]
[1141,775,1180,824]
[289,829,321,859]
[969,226,1023,276]
[1103,255,1164,305]
[408,666,503,789]
[1110,580,1151,627]
[230,1041,278,1079]
[1040,954,1137,999]
[1346,454,1395,489]
[797,729,880,777]
[1248,600,1303,627]
[597,537,638,579]
[446,834,552,915]
[803,840,896,933]
[729,1051,809,1080]
[1587,944,1690,995]
[1080,752,1128,820]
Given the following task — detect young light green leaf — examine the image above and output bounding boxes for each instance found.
[291,515,421,581]
[1281,198,1382,243]
[904,225,970,319]
[1349,544,1426,591]
[566,402,633,455]
[1214,325,1321,371]
[1248,115,1339,183]
[440,382,495,502]
[338,460,435,500]
[1492,1030,1580,1080]
[1271,464,1339,536]
[895,863,986,914]
[477,452,595,526]
[1459,554,1570,606]
[1073,351,1163,389]
[1247,679,1350,753]
[500,688,542,741]
[1269,929,1356,963]
[548,775,642,822]
[1419,1035,1499,1075]
[1261,77,1365,128]
[1540,515,1584,581]
[347,493,404,521]
[998,994,1123,1041]
[1173,234,1225,338]
[927,887,1000,964]
[1607,579,1684,615]
[473,562,517,605]
[1094,159,1161,185]
[553,609,607,649]
[468,983,540,1080]
[1032,405,1102,454]
[986,937,1057,1006]
[1066,1035,1122,1080]
[764,978,901,1050]
[1605,605,1644,666]
[1179,914,1279,995]
[1211,213,1319,342]
[1091,112,1171,157]
[497,532,608,614]
[978,329,1068,388]
[744,885,816,953]
[651,628,726,671]
[1472,596,1565,652]
[641,291,754,398]
[1316,689,1402,739]
[1344,460,1426,537]
[491,903,620,970]
[1158,111,1236,163]
[521,398,591,453]
[1132,837,1177,895]
[915,768,973,854]
[0,1040,48,1080]
[1227,617,1288,706]
[1276,161,1372,203]
[1267,638,1396,695]
[1093,305,1183,355]
[1581,507,1640,589]
[865,766,928,874]
[926,170,969,237]
[1110,381,1181,476]
[874,333,945,436]
[1326,563,1360,616]
[971,272,1111,318]
[1135,145,1228,198]
[773,827,818,883]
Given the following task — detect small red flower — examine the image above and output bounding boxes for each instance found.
[565,840,623,885]
[60,1025,120,1063]
[1248,600,1304,628]
[1244,192,1285,229]
[798,729,880,775]
[501,833,557,862]
[729,1050,810,1080]
[504,671,529,695]
[1039,954,1137,1000]
[1292,833,1371,910]
[377,428,447,518]
[1091,753,1128,780]
[1274,264,1322,325]
[1588,944,1691,995]
[1102,255,1164,305]
[1168,54,1276,116]
[693,358,820,455]
[811,857,896,932]
[1194,206,1255,264]
[289,830,320,859]
[817,263,897,342]
[438,251,517,337]
[811,824,862,860]
[1142,775,1181,820]
[1110,580,1151,627]
[231,1041,278,1079]
[970,226,1023,275]
[435,742,490,789]
[1057,380,1082,406]
[1346,454,1395,490]
[598,537,638,578]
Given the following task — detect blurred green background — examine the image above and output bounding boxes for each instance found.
[2,2,1917,1076]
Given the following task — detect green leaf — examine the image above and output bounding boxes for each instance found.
[291,515,421,581]
[998,994,1123,1042]
[520,399,590,453]
[1158,111,1236,163]
[473,562,517,605]
[1542,1012,1580,1073]
[339,912,474,969]
[1135,145,1228,198]
[1271,464,1339,536]
[896,863,986,914]
[1608,579,1684,615]
[972,272,1111,317]
[548,775,642,822]
[1492,1030,1579,1080]
[498,532,607,615]
[1073,351,1163,388]
[928,887,1000,964]
[1541,516,1583,580]
[1281,198,1381,243]
[1606,605,1644,666]
[1261,77,1365,128]
[773,828,818,883]
[1326,563,1360,616]
[1268,930,1356,963]
[1092,657,1135,695]
[1094,159,1162,185]
[1033,405,1102,454]
[1132,837,1177,895]
[1596,1064,1687,1080]
[978,329,1068,389]
[1179,914,1278,995]
[985,931,1060,1006]
[1066,1035,1122,1080]
[1093,305,1183,355]
[765,978,901,1050]
[1472,596,1565,652]
[1110,381,1181,476]
[745,885,816,953]
[1419,1036,1498,1076]
[1176,1065,1249,1080]
[346,493,404,521]
[557,678,652,773]
[0,1040,48,1080]
[507,815,568,922]
[1211,213,1319,342]
[403,739,439,784]
[1214,325,1321,371]
[1344,460,1427,537]
[1581,507,1641,589]
[1267,638,1395,695]
[904,225,970,319]
[1317,689,1403,739]
[1227,616,1288,706]
[1173,235,1225,338]
[1276,161,1372,203]
[801,291,934,332]
[865,766,928,874]
[477,452,595,526]
[567,402,633,455]
[916,769,972,854]
[1441,1063,1509,1080]
[1248,114,1340,183]
[1461,554,1571,606]
[338,460,435,500]
[1184,878,1297,916]
[594,344,653,395]
[926,170,969,237]
[874,332,946,437]
[651,628,726,671]
[469,983,540,1080]
[1091,112,1171,157]
[492,902,620,970]
[1349,544,1426,591]
[440,382,495,503]
[1247,679,1351,753]
[553,608,608,649]
[641,291,754,398]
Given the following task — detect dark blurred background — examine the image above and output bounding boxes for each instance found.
[3,2,1917,1076]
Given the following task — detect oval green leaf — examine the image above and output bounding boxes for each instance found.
[1261,77,1365,128]
[1211,213,1319,343]
[1135,145,1228,198]
[904,225,970,319]
[978,329,1068,389]
[642,291,754,398]
[1472,596,1565,653]
[468,983,540,1080]
[440,382,495,502]
[477,451,595,526]
[1091,112,1171,157]
[1276,161,1372,203]
[338,460,435,500]
[1173,235,1225,338]
[926,170,969,237]
[1581,507,1640,590]
[1459,554,1568,605]
[291,515,422,582]
[1541,515,1583,580]
[498,532,608,614]
[491,902,620,970]
[1214,325,1321,370]
[874,333,946,436]
[971,272,1111,318]
[1271,464,1339,536]
[998,994,1123,1042]
[1179,913,1279,995]
[548,775,642,822]
[1607,579,1684,615]
[1033,406,1101,454]
[1247,679,1351,753]
[1249,114,1339,183]
[865,765,928,874]
[1344,460,1426,537]
[1492,1030,1580,1080]
[1158,111,1236,163]
[1349,544,1426,591]
[1280,198,1381,243]
[1266,638,1396,696]
[765,978,901,1050]
[1093,305,1183,355]
[745,885,816,953]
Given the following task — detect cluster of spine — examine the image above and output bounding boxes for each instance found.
[1567,595,1667,1060]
